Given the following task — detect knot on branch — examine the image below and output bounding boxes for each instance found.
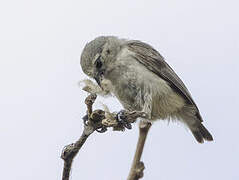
[135,161,145,179]
[61,143,75,161]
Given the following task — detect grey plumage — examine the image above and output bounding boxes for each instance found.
[80,36,213,143]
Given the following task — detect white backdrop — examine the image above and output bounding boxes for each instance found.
[0,0,238,179]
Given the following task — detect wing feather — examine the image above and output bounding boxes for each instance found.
[126,40,202,121]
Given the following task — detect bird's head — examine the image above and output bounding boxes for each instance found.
[80,36,122,86]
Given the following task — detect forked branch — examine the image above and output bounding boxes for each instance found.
[61,94,148,180]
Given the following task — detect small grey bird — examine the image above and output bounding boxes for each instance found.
[80,36,213,143]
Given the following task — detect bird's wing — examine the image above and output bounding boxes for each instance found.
[126,40,202,121]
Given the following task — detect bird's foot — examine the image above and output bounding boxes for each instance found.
[116,110,132,129]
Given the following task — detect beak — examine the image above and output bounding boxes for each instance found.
[94,75,101,87]
[93,70,104,87]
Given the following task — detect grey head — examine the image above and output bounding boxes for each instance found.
[80,36,108,77]
[80,36,123,85]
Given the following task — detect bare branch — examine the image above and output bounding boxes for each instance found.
[61,94,96,180]
[61,94,147,180]
[127,120,152,180]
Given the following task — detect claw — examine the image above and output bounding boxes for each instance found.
[116,110,132,129]
[124,123,132,129]
[96,127,107,133]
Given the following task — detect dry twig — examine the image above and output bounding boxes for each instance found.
[61,94,147,180]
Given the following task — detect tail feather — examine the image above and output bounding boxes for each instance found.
[192,130,204,143]
[191,123,213,143]
[177,106,213,143]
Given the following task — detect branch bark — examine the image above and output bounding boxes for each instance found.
[61,125,94,180]
[61,94,147,180]
[127,120,152,180]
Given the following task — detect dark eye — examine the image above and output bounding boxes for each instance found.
[95,57,102,69]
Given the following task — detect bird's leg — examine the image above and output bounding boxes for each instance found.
[127,119,152,180]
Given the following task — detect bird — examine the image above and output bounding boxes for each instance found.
[80,36,213,143]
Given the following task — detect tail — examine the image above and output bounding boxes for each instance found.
[178,106,213,143]
[191,123,213,143]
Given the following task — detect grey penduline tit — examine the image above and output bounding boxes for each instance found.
[80,36,213,143]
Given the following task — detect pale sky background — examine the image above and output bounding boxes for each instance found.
[0,0,238,179]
